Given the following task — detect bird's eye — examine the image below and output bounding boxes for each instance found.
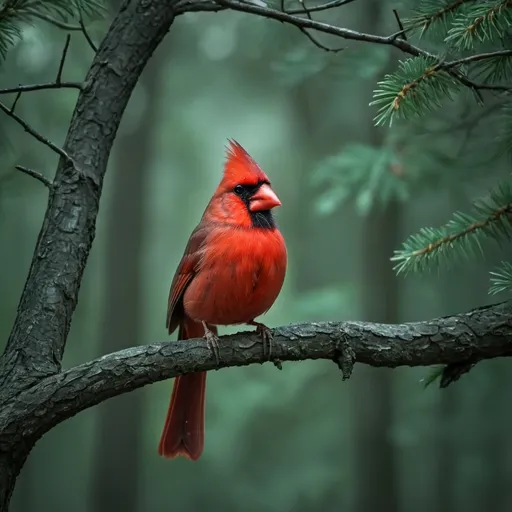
[234,185,244,195]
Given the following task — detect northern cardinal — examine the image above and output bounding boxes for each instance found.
[158,140,287,461]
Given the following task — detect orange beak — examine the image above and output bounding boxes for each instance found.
[249,183,282,212]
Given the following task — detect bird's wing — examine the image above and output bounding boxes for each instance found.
[166,225,208,334]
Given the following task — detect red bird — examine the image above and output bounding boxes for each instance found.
[158,140,287,461]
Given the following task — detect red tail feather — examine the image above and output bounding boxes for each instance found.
[157,319,216,460]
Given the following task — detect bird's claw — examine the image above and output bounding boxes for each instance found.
[249,321,274,360]
[202,321,220,365]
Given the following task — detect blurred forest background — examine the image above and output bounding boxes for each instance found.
[1,0,511,511]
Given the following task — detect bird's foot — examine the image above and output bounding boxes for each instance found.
[202,321,220,365]
[248,321,274,360]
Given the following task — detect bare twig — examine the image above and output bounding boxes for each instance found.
[79,13,98,53]
[296,0,343,52]
[286,0,357,15]
[0,34,81,96]
[56,35,72,84]
[299,28,343,51]
[393,8,407,41]
[10,92,21,113]
[15,166,53,189]
[0,100,72,163]
[33,7,99,53]
[0,82,83,95]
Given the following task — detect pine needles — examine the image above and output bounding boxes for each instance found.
[445,0,512,50]
[371,0,512,127]
[371,56,460,126]
[0,0,104,60]
[392,182,512,292]
[404,0,478,39]
[490,261,512,294]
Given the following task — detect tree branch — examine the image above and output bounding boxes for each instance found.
[0,0,179,398]
[0,100,73,162]
[15,165,53,189]
[0,301,510,445]
[79,12,98,53]
[0,82,83,95]
[286,0,358,15]
[179,0,512,94]
[0,33,82,95]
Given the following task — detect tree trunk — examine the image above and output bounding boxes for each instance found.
[352,200,401,512]
[0,454,27,512]
[89,46,164,512]
[352,2,400,510]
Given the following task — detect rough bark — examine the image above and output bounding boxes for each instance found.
[0,0,178,508]
[0,0,177,398]
[0,300,510,450]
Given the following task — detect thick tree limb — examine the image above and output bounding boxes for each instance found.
[0,301,510,448]
[0,0,178,399]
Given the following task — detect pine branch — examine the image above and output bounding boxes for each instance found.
[404,0,478,38]
[371,50,512,126]
[180,0,511,128]
[446,0,512,50]
[490,261,512,294]
[474,51,512,84]
[371,56,460,126]
[0,0,104,60]
[392,182,512,274]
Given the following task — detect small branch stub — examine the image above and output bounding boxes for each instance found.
[334,334,356,380]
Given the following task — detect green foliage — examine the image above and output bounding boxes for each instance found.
[404,0,477,40]
[311,143,409,216]
[371,56,460,126]
[392,181,512,286]
[489,261,512,294]
[0,0,104,60]
[474,53,512,85]
[373,1,512,127]
[310,129,468,219]
[445,0,512,50]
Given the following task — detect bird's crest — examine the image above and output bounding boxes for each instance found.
[222,139,270,188]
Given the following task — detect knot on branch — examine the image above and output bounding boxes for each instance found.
[333,333,355,380]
